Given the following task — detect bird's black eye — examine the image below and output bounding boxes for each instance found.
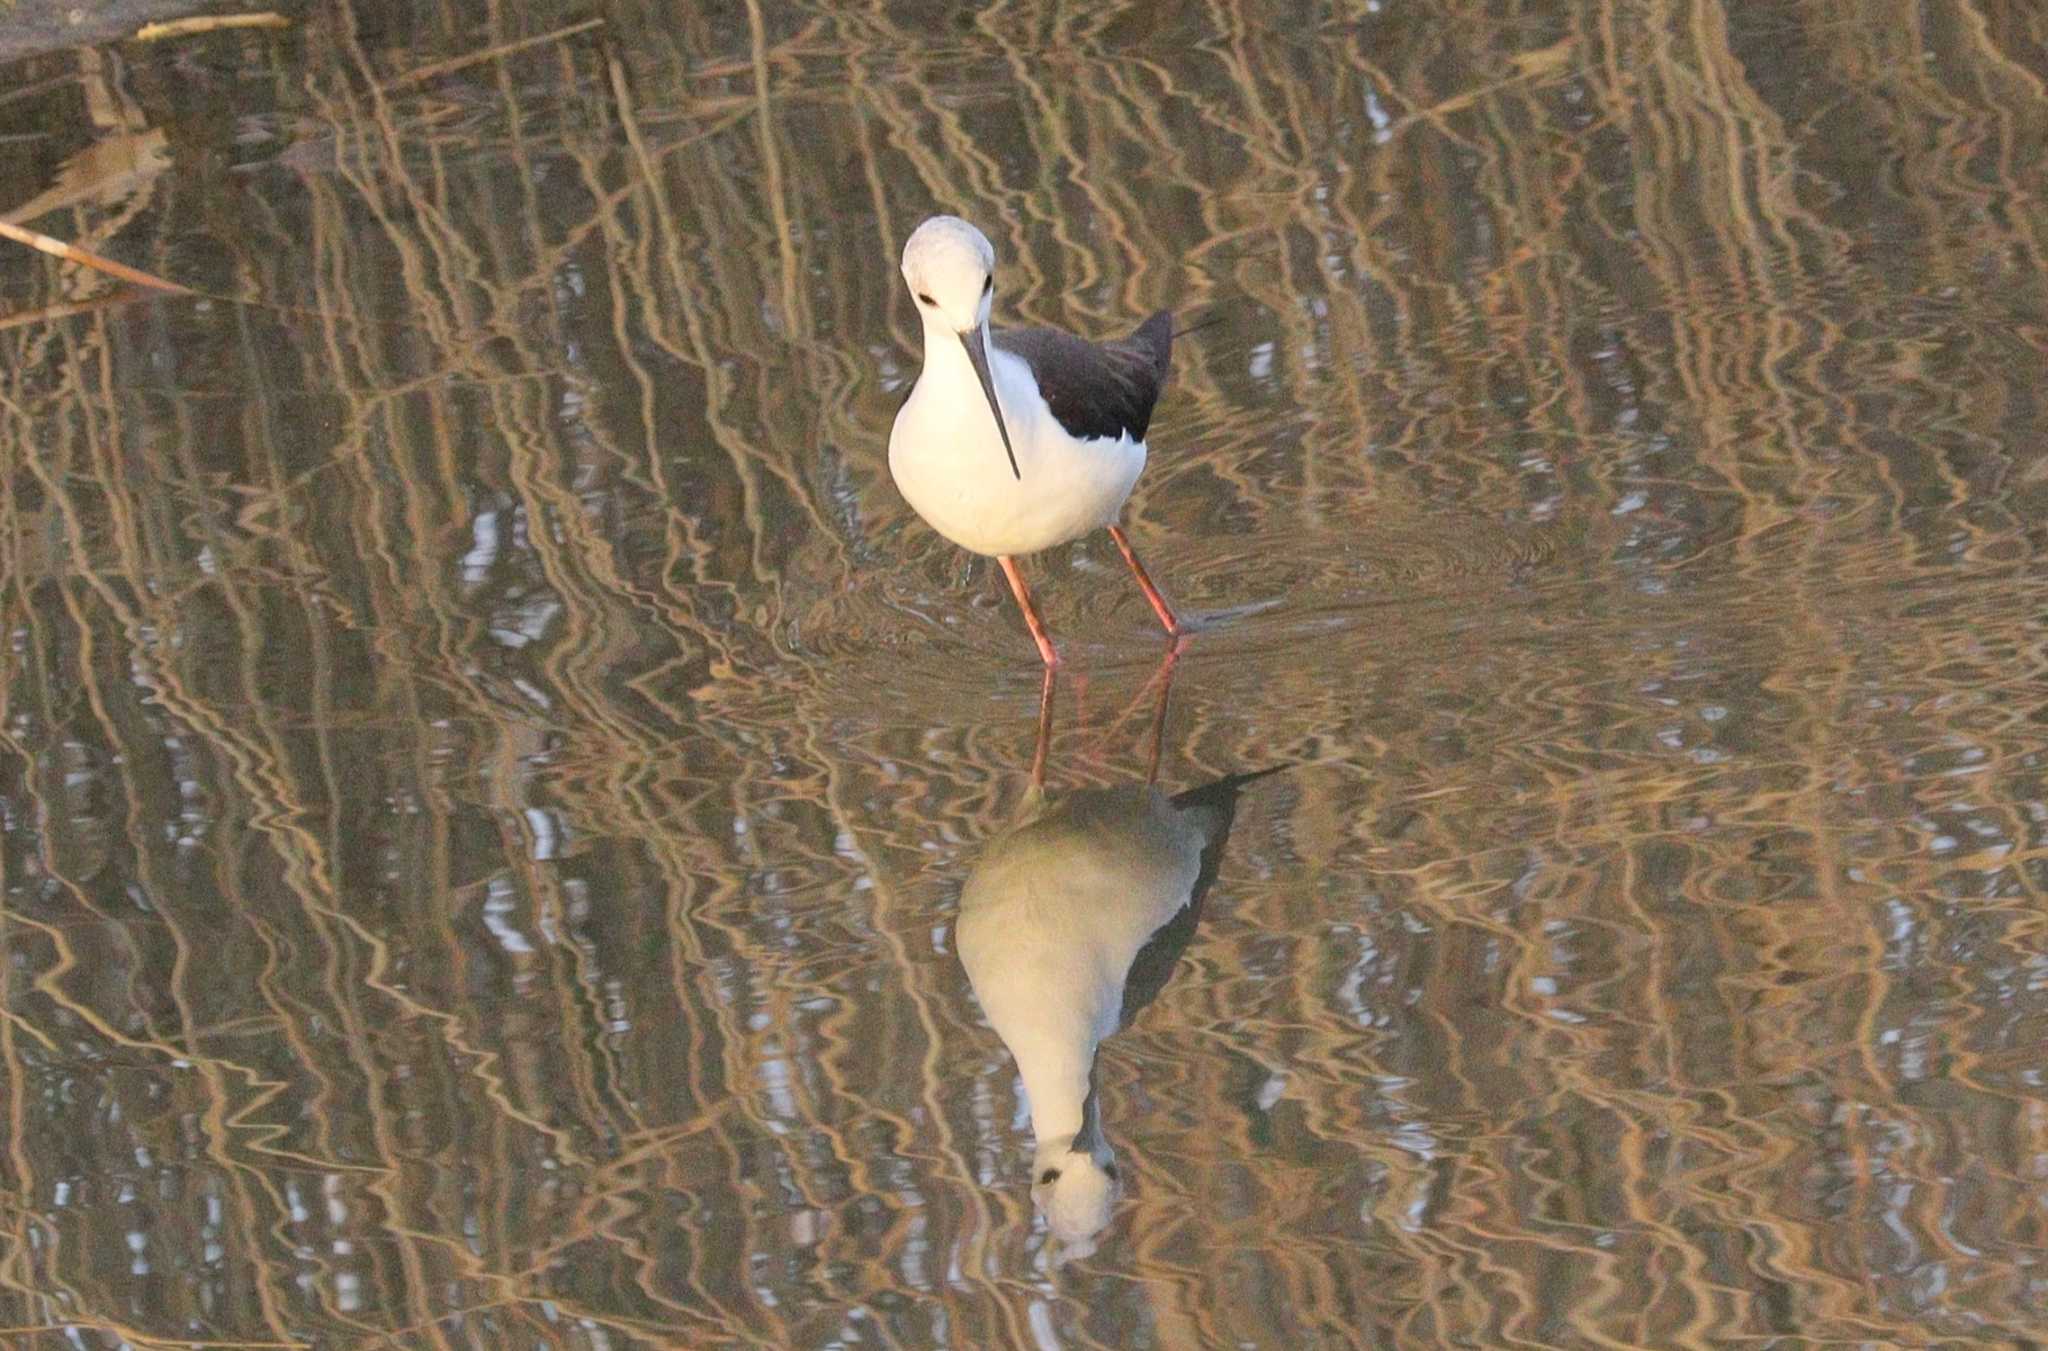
[1038,1167,1061,1185]
[982,275,993,295]
[1103,1162,1118,1181]
[916,292,937,307]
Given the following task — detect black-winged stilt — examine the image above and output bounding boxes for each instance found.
[888,215,1184,666]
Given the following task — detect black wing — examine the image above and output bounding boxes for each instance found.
[993,310,1173,444]
[1117,766,1287,1030]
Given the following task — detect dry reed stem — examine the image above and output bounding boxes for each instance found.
[132,13,292,41]
[0,218,189,294]
[383,16,607,89]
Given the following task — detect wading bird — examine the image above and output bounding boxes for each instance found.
[889,215,1184,666]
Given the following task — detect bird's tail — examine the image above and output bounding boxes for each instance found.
[1171,764,1288,848]
[1170,305,1232,342]
[1130,309,1174,379]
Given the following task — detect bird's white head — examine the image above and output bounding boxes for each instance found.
[900,215,996,334]
[898,215,1017,478]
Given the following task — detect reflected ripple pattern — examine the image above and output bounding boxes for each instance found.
[0,0,2046,1346]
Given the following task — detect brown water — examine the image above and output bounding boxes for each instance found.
[3,1,2047,1346]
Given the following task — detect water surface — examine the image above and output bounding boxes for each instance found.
[2,0,2046,1345]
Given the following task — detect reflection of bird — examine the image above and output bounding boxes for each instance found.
[955,770,1278,1249]
[888,215,1183,667]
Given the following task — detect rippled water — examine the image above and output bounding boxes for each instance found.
[3,1,2047,1345]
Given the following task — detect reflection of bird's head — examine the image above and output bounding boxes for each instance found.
[1030,1133,1119,1246]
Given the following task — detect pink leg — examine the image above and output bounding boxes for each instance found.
[1107,524,1181,636]
[998,555,1060,667]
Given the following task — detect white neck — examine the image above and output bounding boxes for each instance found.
[916,316,1035,428]
[1015,1033,1097,1148]
[918,315,981,374]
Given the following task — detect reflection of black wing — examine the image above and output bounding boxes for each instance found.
[1118,767,1286,1029]
[995,311,1173,443]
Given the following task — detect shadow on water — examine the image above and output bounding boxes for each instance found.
[1,0,2047,1346]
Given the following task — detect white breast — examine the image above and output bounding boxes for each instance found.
[890,344,1145,558]
[954,788,1208,1142]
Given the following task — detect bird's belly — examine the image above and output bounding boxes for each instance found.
[891,408,1145,558]
[956,914,1124,1057]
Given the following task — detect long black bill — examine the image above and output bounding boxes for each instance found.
[961,326,1020,480]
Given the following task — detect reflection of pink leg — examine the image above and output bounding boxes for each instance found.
[1031,664,1055,789]
[998,555,1059,667]
[1108,524,1181,636]
[1094,638,1183,780]
[1144,642,1179,785]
